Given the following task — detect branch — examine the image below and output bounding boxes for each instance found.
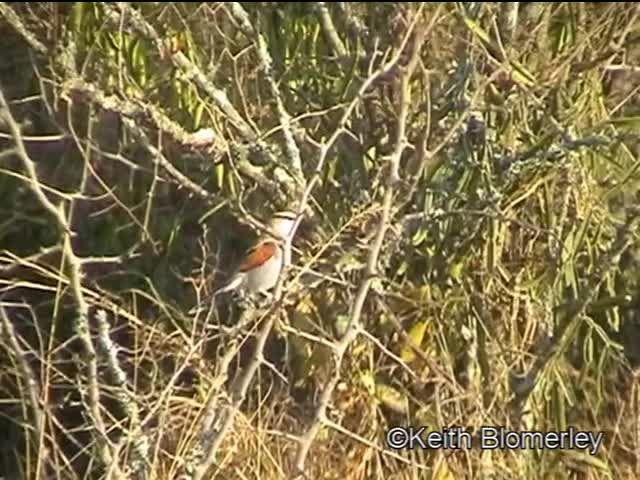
[313,2,348,58]
[0,88,121,476]
[103,3,254,141]
[0,107,71,236]
[293,6,428,474]
[102,3,293,176]
[2,3,222,203]
[228,3,304,181]
[96,309,149,479]
[334,3,369,42]
[0,305,50,476]
[0,3,47,54]
[67,79,215,151]
[509,207,640,419]
[498,2,519,45]
[176,306,264,480]
[64,79,216,202]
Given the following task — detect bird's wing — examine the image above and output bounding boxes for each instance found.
[238,241,278,272]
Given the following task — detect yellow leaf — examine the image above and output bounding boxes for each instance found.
[358,371,376,395]
[400,320,428,363]
[412,227,428,245]
[375,383,408,415]
[432,454,455,480]
[448,261,464,282]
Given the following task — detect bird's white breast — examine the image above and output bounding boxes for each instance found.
[244,247,283,292]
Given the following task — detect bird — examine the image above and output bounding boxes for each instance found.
[196,210,299,307]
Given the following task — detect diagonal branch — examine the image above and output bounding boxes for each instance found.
[189,307,275,480]
[293,7,429,475]
[0,3,47,55]
[0,87,121,476]
[228,2,303,180]
[102,3,286,169]
[313,2,348,59]
[1,3,223,205]
[95,309,149,479]
[102,2,301,201]
[104,3,255,143]
[0,305,50,477]
[185,7,432,479]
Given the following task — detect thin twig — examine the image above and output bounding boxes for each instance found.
[0,305,50,478]
[0,87,121,476]
[0,3,48,54]
[334,3,368,42]
[313,2,348,58]
[228,3,304,178]
[293,6,428,474]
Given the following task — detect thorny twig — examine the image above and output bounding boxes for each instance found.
[510,207,640,420]
[228,2,304,180]
[293,6,429,474]
[0,305,50,478]
[188,6,432,478]
[0,88,121,476]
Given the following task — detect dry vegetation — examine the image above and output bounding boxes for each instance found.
[1,2,640,479]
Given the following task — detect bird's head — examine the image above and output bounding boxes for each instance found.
[268,210,299,240]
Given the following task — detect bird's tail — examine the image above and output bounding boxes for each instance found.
[188,275,243,315]
[212,274,243,295]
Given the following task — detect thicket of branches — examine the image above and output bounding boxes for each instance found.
[1,2,640,479]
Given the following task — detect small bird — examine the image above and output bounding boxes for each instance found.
[200,210,299,302]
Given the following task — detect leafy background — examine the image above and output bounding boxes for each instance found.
[1,2,640,479]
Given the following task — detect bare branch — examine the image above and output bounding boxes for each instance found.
[64,79,216,201]
[0,87,121,476]
[104,4,271,155]
[336,3,369,40]
[293,6,429,474]
[228,2,304,182]
[185,308,265,480]
[0,96,72,236]
[0,3,47,54]
[313,2,348,58]
[96,309,149,479]
[0,305,50,477]
[102,2,302,200]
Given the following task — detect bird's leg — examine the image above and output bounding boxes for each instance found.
[235,291,254,311]
[256,289,276,308]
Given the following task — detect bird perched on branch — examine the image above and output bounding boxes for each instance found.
[216,210,298,295]
[190,210,299,313]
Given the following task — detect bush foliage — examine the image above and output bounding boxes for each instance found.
[1,3,640,479]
